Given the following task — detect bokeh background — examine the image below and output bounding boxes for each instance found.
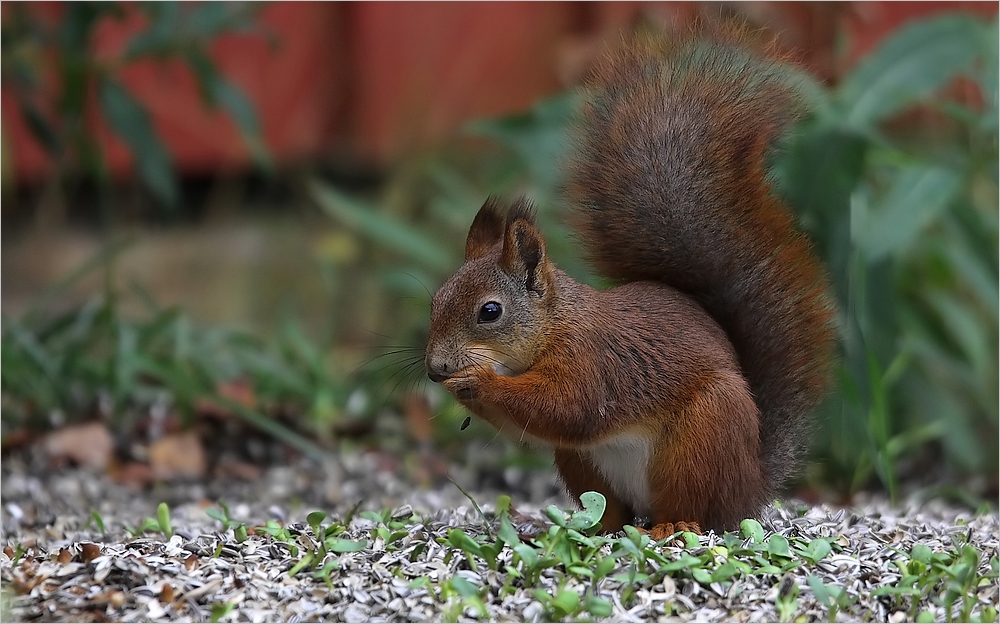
[2,2,997,509]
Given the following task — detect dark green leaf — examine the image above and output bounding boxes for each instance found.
[19,101,60,156]
[98,79,178,208]
[862,165,962,261]
[839,15,984,128]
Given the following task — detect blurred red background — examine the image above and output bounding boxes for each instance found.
[3,1,997,186]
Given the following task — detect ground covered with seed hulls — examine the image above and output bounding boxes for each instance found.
[2,453,998,623]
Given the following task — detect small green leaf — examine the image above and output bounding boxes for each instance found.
[916,610,936,623]
[514,543,538,568]
[312,559,340,588]
[712,560,739,582]
[660,553,705,573]
[807,575,831,607]
[585,594,613,617]
[740,519,765,542]
[449,575,480,598]
[498,513,520,547]
[234,524,248,543]
[288,552,315,576]
[767,534,792,558]
[447,529,484,558]
[326,537,367,553]
[89,510,106,534]
[871,586,922,597]
[595,555,617,579]
[567,491,606,531]
[801,538,832,563]
[682,532,700,549]
[210,601,236,623]
[552,589,580,614]
[156,503,172,539]
[567,564,594,578]
[544,505,567,527]
[756,564,783,575]
[495,495,512,515]
[531,588,552,607]
[307,511,327,531]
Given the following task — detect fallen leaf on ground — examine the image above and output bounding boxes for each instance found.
[403,395,432,443]
[213,457,261,481]
[108,461,154,487]
[148,432,206,481]
[40,422,114,470]
[196,379,257,418]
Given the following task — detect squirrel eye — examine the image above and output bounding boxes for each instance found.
[477,301,503,324]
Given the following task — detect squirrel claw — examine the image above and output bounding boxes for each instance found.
[643,521,702,541]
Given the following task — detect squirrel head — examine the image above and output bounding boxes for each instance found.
[426,197,556,383]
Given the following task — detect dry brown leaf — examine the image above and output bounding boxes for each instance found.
[196,378,258,419]
[108,461,154,487]
[403,394,432,443]
[40,422,114,470]
[213,457,261,481]
[148,432,206,481]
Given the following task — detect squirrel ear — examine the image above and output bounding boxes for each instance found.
[465,198,505,261]
[500,200,549,294]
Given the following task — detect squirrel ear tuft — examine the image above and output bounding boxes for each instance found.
[501,199,548,294]
[465,198,505,261]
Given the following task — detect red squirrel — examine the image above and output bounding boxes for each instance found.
[424,31,835,537]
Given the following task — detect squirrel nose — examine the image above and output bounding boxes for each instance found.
[426,358,451,383]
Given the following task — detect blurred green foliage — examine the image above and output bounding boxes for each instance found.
[311,14,999,499]
[0,240,343,458]
[1,1,270,212]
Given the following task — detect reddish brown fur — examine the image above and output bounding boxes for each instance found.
[425,31,835,533]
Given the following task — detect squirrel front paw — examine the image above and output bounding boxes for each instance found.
[443,367,500,403]
[443,375,478,402]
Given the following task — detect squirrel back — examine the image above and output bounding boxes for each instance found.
[568,32,836,491]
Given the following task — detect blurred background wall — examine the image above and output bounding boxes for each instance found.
[4,1,996,184]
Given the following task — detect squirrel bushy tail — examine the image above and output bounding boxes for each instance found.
[569,32,835,493]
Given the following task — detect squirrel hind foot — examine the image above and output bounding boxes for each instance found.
[641,521,702,541]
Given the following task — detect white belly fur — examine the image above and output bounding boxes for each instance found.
[583,433,652,517]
